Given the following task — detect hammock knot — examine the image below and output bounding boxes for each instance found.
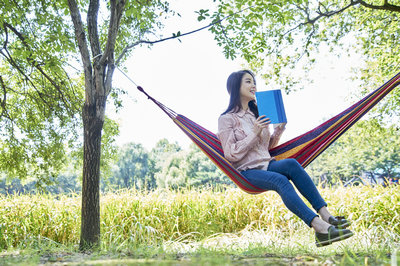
[137,86,150,99]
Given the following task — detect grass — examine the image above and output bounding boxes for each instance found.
[0,184,399,265]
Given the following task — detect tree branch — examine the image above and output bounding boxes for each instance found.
[2,23,74,111]
[115,5,254,65]
[285,1,358,58]
[99,0,126,66]
[2,23,9,50]
[68,0,94,105]
[99,0,125,98]
[306,1,359,25]
[0,47,53,111]
[104,60,115,96]
[0,75,7,118]
[358,0,400,12]
[219,22,235,47]
[87,0,101,58]
[302,0,400,27]
[290,0,400,59]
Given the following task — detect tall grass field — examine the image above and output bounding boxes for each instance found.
[0,185,399,264]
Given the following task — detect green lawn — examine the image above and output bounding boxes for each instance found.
[0,185,399,265]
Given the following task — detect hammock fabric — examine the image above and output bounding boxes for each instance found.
[136,72,400,194]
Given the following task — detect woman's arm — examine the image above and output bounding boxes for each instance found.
[217,115,259,162]
[269,123,286,149]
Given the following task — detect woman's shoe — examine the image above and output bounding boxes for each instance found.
[315,226,353,247]
[328,216,351,229]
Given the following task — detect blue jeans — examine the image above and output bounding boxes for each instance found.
[241,158,327,227]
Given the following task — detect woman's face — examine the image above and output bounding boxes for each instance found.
[239,73,256,103]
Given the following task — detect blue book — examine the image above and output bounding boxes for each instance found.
[255,90,287,124]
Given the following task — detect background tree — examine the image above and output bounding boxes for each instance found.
[308,119,400,184]
[150,138,182,179]
[154,143,234,190]
[156,150,188,189]
[110,142,152,189]
[185,144,234,188]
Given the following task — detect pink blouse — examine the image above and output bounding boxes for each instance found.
[217,109,285,172]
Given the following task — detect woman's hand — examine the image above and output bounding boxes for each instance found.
[269,122,286,149]
[273,123,287,131]
[254,115,270,135]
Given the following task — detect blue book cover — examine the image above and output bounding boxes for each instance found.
[255,90,287,124]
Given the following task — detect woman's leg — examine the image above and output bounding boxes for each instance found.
[241,169,319,227]
[242,168,355,247]
[267,159,327,214]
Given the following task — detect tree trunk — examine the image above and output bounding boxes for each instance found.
[80,96,106,249]
[68,0,125,250]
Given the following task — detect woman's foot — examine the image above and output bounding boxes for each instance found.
[311,216,331,233]
[328,216,351,229]
[318,207,351,229]
[315,226,354,247]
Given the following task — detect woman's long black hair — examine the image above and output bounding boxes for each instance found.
[221,70,259,118]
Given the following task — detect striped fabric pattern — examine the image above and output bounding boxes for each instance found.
[137,71,400,194]
[271,71,400,167]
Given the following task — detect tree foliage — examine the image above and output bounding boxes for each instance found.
[207,0,399,118]
[185,144,233,188]
[110,142,153,189]
[0,0,125,182]
[154,142,232,189]
[1,0,177,247]
[308,119,400,183]
[0,0,83,180]
[103,140,232,191]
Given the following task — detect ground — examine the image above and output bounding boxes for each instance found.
[0,250,397,266]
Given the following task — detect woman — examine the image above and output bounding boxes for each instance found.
[217,70,353,247]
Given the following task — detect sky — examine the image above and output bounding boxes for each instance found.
[108,0,363,151]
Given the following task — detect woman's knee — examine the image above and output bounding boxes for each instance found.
[284,158,301,168]
[275,158,302,172]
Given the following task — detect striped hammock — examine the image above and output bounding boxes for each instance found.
[135,72,400,194]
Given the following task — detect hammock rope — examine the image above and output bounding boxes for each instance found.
[121,69,400,194]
